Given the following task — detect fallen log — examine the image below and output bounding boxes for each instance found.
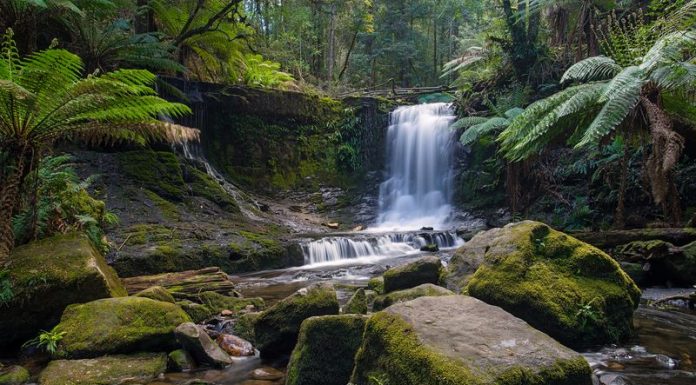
[571,228,696,249]
[121,267,236,298]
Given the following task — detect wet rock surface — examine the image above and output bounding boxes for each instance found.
[38,353,167,385]
[175,322,232,368]
[382,255,442,293]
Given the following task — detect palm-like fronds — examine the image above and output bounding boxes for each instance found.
[0,31,193,149]
[561,56,621,84]
[459,117,510,146]
[440,46,486,79]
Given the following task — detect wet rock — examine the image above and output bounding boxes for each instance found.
[343,288,368,314]
[38,353,167,385]
[420,227,434,231]
[175,322,232,368]
[232,312,261,344]
[216,334,255,357]
[323,222,340,230]
[254,283,339,358]
[372,283,454,311]
[383,256,442,293]
[55,296,190,358]
[168,349,196,372]
[447,221,641,349]
[351,296,592,385]
[178,300,215,323]
[352,225,365,232]
[251,367,284,381]
[287,315,367,385]
[0,365,30,385]
[419,243,439,252]
[135,286,176,303]
[0,233,127,348]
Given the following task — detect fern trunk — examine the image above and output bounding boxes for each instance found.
[0,144,29,264]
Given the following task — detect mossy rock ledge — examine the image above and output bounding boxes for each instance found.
[447,220,641,349]
[351,296,592,385]
[254,283,339,358]
[0,233,127,349]
[372,283,454,311]
[0,366,30,385]
[286,315,368,385]
[38,353,167,385]
[54,296,190,358]
[383,255,442,293]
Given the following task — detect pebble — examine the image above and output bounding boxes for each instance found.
[251,367,284,381]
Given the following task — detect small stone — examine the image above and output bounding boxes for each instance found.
[251,367,284,381]
[419,244,439,252]
[352,225,365,232]
[221,310,234,316]
[216,334,255,357]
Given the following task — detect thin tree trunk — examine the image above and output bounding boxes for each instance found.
[0,144,29,264]
[615,148,628,229]
[338,30,358,81]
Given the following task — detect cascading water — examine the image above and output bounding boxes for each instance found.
[301,103,462,265]
[377,103,457,229]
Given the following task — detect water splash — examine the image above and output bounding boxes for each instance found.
[376,103,457,230]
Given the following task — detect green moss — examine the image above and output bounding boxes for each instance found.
[197,291,265,314]
[464,221,641,349]
[254,284,339,358]
[0,366,30,385]
[55,297,191,358]
[135,286,176,303]
[184,166,239,212]
[177,300,214,323]
[372,284,454,311]
[38,353,167,385]
[227,231,287,272]
[287,315,367,385]
[343,288,368,314]
[367,276,384,295]
[143,190,180,220]
[118,151,185,201]
[232,312,260,343]
[167,349,194,372]
[1,233,126,347]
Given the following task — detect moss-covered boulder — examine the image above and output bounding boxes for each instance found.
[135,286,176,303]
[372,283,454,311]
[54,297,190,358]
[254,283,339,358]
[367,276,384,294]
[0,233,127,348]
[197,291,265,314]
[177,300,215,323]
[175,322,232,368]
[286,315,367,385]
[168,349,195,372]
[232,312,260,343]
[448,221,641,348]
[0,366,29,385]
[673,241,696,285]
[351,296,592,385]
[343,288,368,314]
[38,353,167,385]
[383,256,442,293]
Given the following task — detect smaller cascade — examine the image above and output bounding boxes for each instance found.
[301,231,463,265]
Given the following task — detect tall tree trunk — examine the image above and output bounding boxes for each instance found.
[615,148,628,229]
[326,3,337,81]
[338,30,358,81]
[0,144,29,264]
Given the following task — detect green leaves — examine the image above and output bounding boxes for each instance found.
[561,56,622,84]
[459,117,509,146]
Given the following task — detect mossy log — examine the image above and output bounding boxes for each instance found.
[571,228,696,249]
[121,267,236,299]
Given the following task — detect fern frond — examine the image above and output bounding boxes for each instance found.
[459,117,509,146]
[641,31,696,74]
[561,56,622,84]
[450,116,489,130]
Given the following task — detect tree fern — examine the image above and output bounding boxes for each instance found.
[459,117,510,146]
[561,56,621,84]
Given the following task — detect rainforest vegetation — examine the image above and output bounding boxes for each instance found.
[0,1,695,384]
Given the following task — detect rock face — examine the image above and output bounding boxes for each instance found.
[254,283,339,358]
[614,240,696,286]
[135,286,176,303]
[383,256,442,293]
[343,288,367,314]
[0,366,30,385]
[55,296,190,358]
[351,296,592,385]
[38,353,167,385]
[287,315,367,385]
[0,233,127,348]
[372,283,454,311]
[447,221,641,348]
[175,322,232,368]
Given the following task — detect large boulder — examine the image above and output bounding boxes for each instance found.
[351,296,592,385]
[286,315,367,385]
[448,221,641,348]
[674,241,696,285]
[54,296,190,358]
[135,286,175,303]
[0,366,29,385]
[38,353,167,385]
[383,256,442,293]
[254,283,339,358]
[175,322,232,368]
[372,283,454,311]
[0,233,127,348]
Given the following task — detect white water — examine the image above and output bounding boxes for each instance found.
[302,231,463,265]
[376,103,457,230]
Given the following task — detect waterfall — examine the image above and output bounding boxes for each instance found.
[301,231,463,265]
[377,103,457,230]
